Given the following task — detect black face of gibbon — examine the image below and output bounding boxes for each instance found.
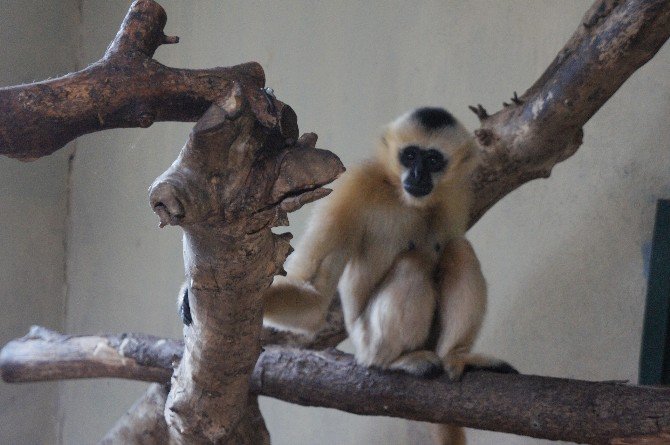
[399,146,447,197]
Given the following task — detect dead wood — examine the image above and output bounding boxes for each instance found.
[467,0,670,225]
[4,328,670,445]
[0,0,274,161]
[147,87,342,443]
[0,326,178,384]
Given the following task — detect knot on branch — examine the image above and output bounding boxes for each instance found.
[149,93,343,233]
[474,128,496,146]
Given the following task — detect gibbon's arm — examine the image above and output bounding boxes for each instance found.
[263,186,363,335]
[434,237,490,380]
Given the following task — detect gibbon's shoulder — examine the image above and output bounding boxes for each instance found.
[330,160,400,209]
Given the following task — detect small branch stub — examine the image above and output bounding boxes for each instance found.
[468,104,489,121]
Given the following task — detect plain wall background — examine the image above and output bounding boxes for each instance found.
[1,1,669,444]
[0,2,78,444]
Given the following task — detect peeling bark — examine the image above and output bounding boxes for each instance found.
[0,326,178,384]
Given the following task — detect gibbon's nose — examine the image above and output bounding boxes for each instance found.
[411,156,424,178]
[404,158,433,197]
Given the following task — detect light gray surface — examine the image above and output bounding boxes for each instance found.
[0,2,78,444]
[1,1,669,444]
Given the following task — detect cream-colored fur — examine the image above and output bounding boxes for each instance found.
[262,108,509,445]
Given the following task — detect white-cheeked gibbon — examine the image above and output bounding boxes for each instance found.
[261,107,517,445]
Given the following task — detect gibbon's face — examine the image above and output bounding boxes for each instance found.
[380,107,475,206]
[398,144,447,197]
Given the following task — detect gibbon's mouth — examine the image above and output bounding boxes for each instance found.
[403,182,432,197]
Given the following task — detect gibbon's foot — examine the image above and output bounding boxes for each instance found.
[178,285,192,326]
[464,361,519,375]
[445,353,518,381]
[388,350,444,378]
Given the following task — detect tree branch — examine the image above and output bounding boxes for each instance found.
[0,326,178,383]
[3,328,670,444]
[0,0,275,161]
[1,0,669,443]
[468,0,670,224]
[146,85,342,443]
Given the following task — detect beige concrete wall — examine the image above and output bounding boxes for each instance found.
[1,1,669,444]
[0,2,79,444]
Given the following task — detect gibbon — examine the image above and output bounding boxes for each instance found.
[261,107,516,445]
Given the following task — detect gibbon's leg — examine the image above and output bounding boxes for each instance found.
[429,237,487,445]
[434,237,517,380]
[263,199,360,335]
[387,350,442,377]
[348,251,442,377]
[430,238,519,445]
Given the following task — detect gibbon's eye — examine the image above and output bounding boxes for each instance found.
[425,149,447,173]
[399,146,420,167]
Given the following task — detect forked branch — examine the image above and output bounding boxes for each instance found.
[0,0,274,160]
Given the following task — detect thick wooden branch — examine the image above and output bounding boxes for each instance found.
[0,0,275,160]
[255,348,670,445]
[3,328,670,445]
[468,0,670,224]
[0,326,179,383]
[147,86,342,443]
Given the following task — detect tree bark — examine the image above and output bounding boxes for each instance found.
[147,89,342,443]
[467,0,670,225]
[0,326,178,384]
[4,329,670,445]
[0,0,274,161]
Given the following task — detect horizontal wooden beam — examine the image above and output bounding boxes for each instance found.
[3,327,669,444]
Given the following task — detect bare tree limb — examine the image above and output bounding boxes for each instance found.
[468,0,670,224]
[254,347,670,445]
[146,89,342,443]
[0,0,275,161]
[0,326,178,384]
[3,328,670,444]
